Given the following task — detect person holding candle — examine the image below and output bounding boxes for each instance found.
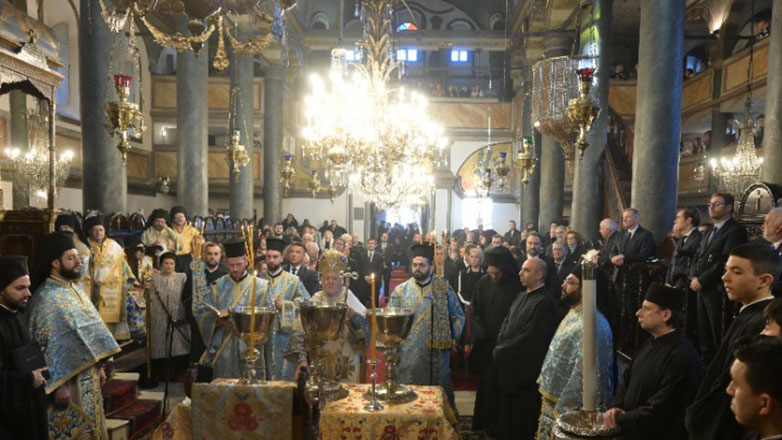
[536,264,615,440]
[603,283,702,440]
[309,250,368,383]
[195,239,272,379]
[260,238,311,381]
[388,243,465,406]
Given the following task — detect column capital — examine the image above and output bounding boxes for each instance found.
[263,63,285,80]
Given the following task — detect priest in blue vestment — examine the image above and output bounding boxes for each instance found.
[388,243,465,405]
[260,238,310,381]
[27,232,121,439]
[536,264,615,439]
[196,239,273,379]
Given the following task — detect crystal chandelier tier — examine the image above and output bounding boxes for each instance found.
[301,0,446,208]
[4,109,73,202]
[709,102,763,200]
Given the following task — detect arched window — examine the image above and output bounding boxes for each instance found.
[489,12,505,31]
[397,22,418,31]
[310,12,330,30]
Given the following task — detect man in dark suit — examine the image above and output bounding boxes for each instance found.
[689,193,748,365]
[597,218,619,271]
[609,208,657,278]
[551,240,576,289]
[666,207,702,290]
[504,220,522,248]
[357,238,385,306]
[609,208,657,352]
[284,242,320,295]
[762,207,782,298]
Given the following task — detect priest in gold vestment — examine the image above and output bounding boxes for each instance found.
[309,250,368,383]
[84,216,135,341]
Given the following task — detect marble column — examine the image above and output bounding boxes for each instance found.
[630,0,684,243]
[571,0,612,243]
[9,91,28,208]
[761,3,782,184]
[229,50,255,220]
[263,65,283,225]
[176,18,209,217]
[520,81,541,226]
[80,0,126,213]
[537,37,570,230]
[538,135,566,230]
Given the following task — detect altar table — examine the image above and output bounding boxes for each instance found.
[318,383,460,439]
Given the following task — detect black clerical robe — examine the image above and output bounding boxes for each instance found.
[0,306,48,440]
[470,274,522,435]
[457,268,484,304]
[685,298,774,440]
[612,329,702,440]
[493,285,559,440]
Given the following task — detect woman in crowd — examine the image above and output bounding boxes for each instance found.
[150,252,190,379]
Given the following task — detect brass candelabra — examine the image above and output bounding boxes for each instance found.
[105,74,146,162]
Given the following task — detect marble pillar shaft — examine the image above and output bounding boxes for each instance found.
[538,135,566,229]
[521,83,541,226]
[176,22,209,217]
[761,3,782,184]
[571,0,612,244]
[9,90,28,208]
[630,0,684,243]
[229,53,255,220]
[80,0,126,213]
[263,69,283,225]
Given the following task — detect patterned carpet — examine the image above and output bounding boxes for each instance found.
[458,416,491,440]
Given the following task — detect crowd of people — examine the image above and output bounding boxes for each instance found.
[2,200,782,440]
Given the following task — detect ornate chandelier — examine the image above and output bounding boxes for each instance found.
[709,102,762,200]
[4,109,73,202]
[512,135,537,187]
[96,0,292,70]
[280,154,296,195]
[707,10,762,201]
[225,87,251,179]
[106,74,146,162]
[301,0,445,208]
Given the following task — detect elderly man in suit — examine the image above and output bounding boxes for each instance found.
[609,208,656,351]
[689,193,748,365]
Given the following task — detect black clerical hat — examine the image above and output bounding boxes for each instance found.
[645,283,685,312]
[484,246,518,276]
[83,215,103,233]
[224,239,247,258]
[146,208,170,229]
[410,243,435,261]
[0,256,29,291]
[54,214,77,231]
[170,205,186,221]
[39,231,76,265]
[266,237,287,254]
[124,234,144,249]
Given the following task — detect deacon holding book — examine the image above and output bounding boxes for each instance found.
[0,256,48,440]
[195,239,273,379]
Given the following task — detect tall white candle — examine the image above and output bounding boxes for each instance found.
[582,263,597,412]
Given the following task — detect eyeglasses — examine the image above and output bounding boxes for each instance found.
[707,202,726,207]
